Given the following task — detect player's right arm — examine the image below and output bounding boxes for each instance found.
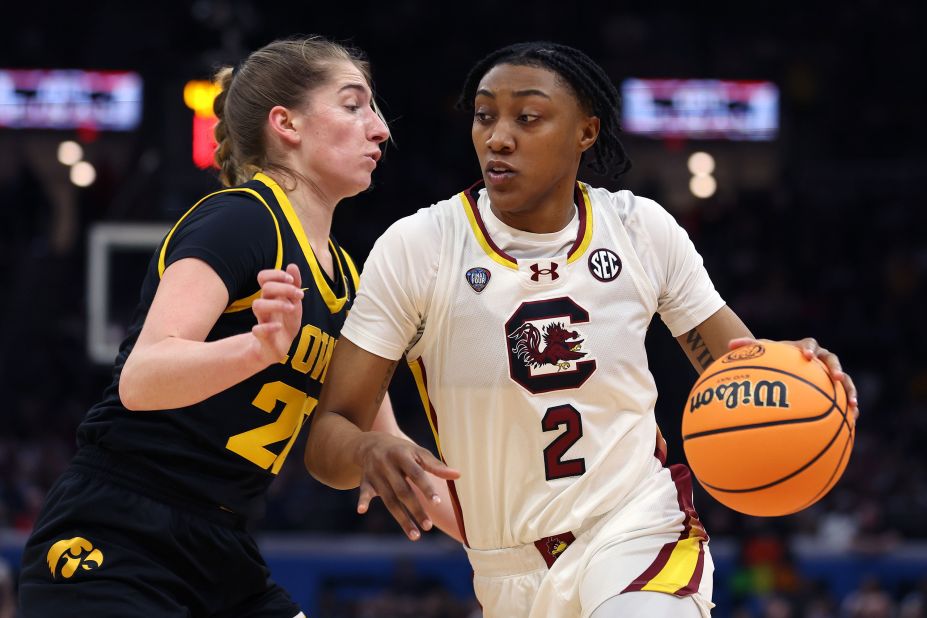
[305,337,460,541]
[637,194,858,412]
[119,261,304,411]
[369,392,463,543]
[305,208,461,542]
[119,194,304,411]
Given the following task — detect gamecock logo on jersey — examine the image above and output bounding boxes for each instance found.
[509,322,586,371]
[505,297,597,394]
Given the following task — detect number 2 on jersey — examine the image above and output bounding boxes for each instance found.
[226,381,317,474]
[542,404,586,480]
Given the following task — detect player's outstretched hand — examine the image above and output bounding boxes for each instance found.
[251,264,304,366]
[355,433,460,541]
[729,337,858,420]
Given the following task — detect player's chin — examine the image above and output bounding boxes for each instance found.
[342,173,375,198]
[484,182,524,211]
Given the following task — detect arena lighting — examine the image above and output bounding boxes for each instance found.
[690,175,717,199]
[0,69,142,130]
[183,80,220,169]
[70,160,96,187]
[622,79,779,140]
[687,151,715,176]
[57,140,84,166]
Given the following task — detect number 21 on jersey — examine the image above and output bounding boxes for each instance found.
[226,381,317,474]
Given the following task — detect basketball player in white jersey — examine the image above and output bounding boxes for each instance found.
[305,42,858,617]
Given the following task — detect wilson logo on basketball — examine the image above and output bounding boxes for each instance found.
[47,537,104,579]
[722,344,765,362]
[689,379,790,413]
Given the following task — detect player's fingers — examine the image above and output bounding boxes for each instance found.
[252,298,298,318]
[258,281,304,301]
[257,268,295,286]
[357,479,377,515]
[728,337,759,350]
[842,372,859,417]
[403,476,434,531]
[401,456,437,500]
[251,322,282,340]
[415,451,461,482]
[381,462,432,532]
[394,476,432,533]
[285,263,302,289]
[399,459,444,527]
[798,337,819,360]
[371,477,422,541]
[816,348,844,381]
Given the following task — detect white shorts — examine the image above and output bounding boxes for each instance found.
[465,461,715,618]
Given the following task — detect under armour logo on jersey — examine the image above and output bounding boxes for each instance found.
[465,267,491,293]
[47,537,104,579]
[529,262,559,281]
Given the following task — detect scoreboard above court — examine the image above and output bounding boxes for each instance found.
[621,79,778,141]
[0,69,143,131]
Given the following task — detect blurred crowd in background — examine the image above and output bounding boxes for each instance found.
[0,1,924,616]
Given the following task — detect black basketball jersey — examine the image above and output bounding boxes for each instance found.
[77,173,359,520]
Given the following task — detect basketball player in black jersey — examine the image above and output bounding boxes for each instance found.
[17,36,459,617]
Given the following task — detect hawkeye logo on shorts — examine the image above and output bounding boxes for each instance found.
[47,537,104,579]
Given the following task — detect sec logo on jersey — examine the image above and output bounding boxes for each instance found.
[588,248,622,282]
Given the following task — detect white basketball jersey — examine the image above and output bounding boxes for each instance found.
[342,182,724,550]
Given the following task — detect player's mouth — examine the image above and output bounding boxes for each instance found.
[486,160,516,186]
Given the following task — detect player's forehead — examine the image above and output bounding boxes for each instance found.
[316,60,371,97]
[475,63,570,101]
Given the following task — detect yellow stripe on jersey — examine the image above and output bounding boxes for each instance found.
[157,187,283,314]
[640,535,704,594]
[461,182,594,268]
[328,239,351,292]
[567,183,595,264]
[459,192,518,270]
[254,172,349,314]
[408,358,443,458]
[341,248,360,289]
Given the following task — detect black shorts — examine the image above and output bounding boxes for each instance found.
[18,461,301,618]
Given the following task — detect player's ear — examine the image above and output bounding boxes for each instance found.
[268,105,301,146]
[579,115,599,152]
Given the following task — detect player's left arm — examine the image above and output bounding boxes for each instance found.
[370,396,463,543]
[675,305,858,416]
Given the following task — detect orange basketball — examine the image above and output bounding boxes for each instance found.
[682,341,854,517]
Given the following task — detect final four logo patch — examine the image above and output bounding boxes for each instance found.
[465,267,491,293]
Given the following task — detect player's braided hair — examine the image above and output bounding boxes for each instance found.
[213,36,381,187]
[457,42,632,179]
